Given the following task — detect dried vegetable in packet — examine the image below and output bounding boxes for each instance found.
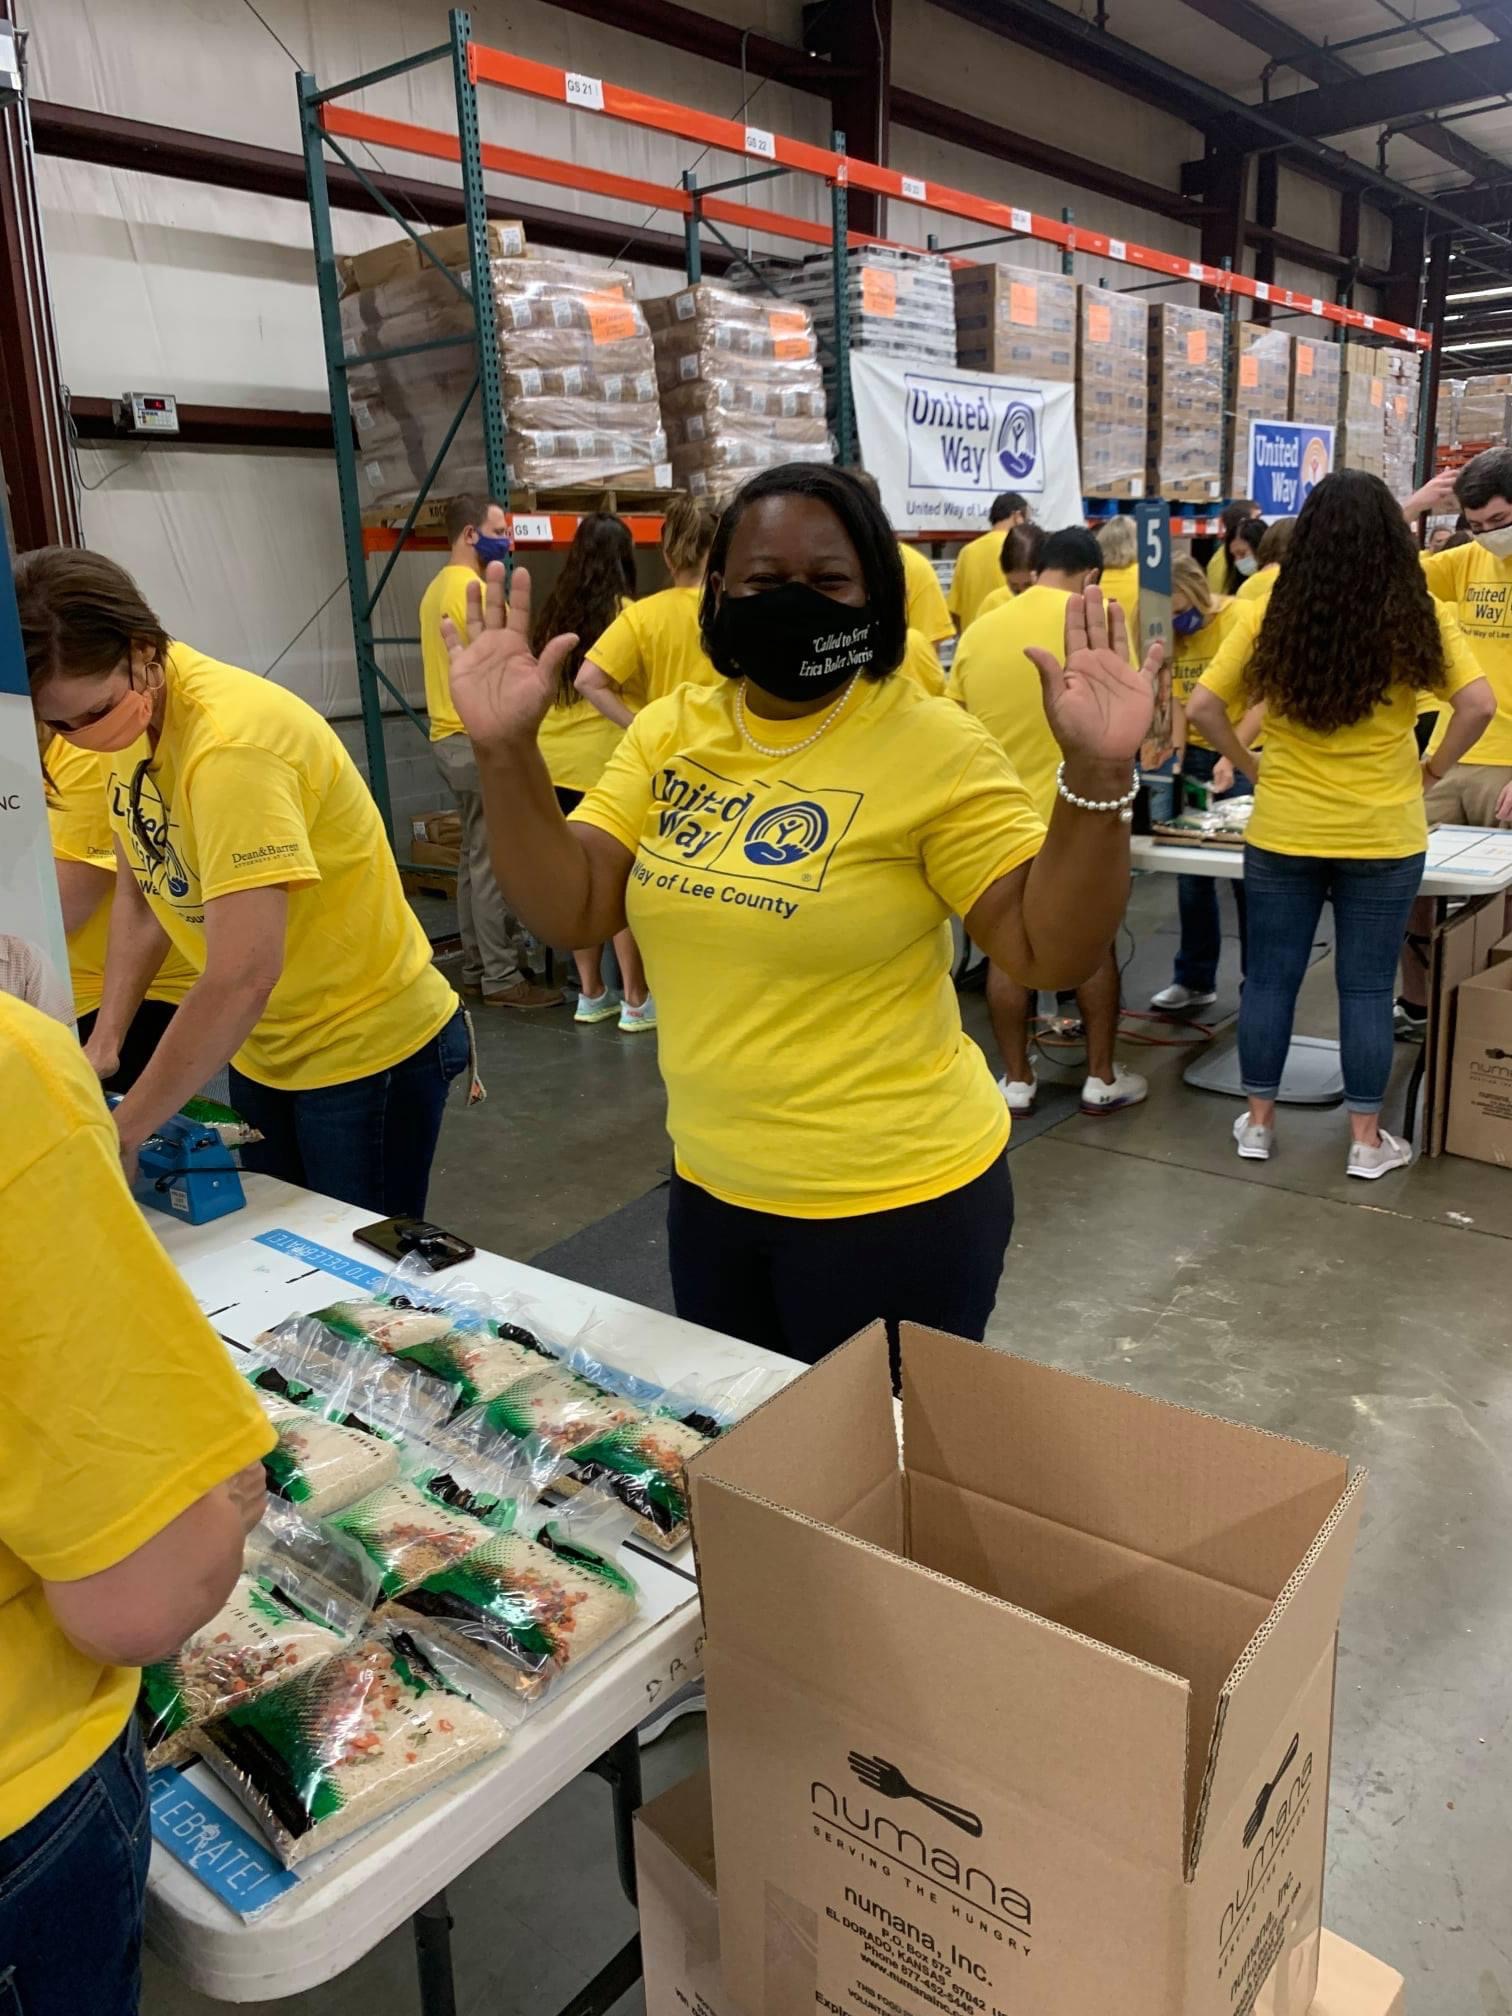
[137,1507,377,1769]
[557,1414,712,1549]
[475,1363,644,1454]
[304,1297,455,1356]
[252,1314,457,1433]
[256,1391,399,1520]
[326,1438,553,1600]
[194,1629,506,1868]
[178,1095,263,1147]
[381,1520,639,1700]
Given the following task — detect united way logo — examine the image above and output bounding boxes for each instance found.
[997,401,1037,480]
[743,800,830,866]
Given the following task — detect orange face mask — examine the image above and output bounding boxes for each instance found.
[55,674,156,753]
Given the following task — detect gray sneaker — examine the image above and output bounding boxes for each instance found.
[1233,1114,1274,1161]
[1347,1131,1413,1181]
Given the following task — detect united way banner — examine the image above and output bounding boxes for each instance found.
[851,354,1082,535]
[1247,419,1333,518]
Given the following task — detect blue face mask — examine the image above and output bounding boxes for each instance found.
[1173,608,1204,636]
[474,532,512,568]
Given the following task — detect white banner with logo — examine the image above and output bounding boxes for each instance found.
[850,353,1083,535]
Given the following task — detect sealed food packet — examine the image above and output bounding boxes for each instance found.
[326,1437,553,1599]
[304,1297,455,1355]
[137,1504,378,1770]
[194,1628,507,1868]
[177,1094,263,1147]
[478,1363,645,1453]
[381,1496,640,1700]
[254,1391,399,1520]
[252,1314,456,1435]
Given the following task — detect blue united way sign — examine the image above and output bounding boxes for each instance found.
[1247,420,1334,518]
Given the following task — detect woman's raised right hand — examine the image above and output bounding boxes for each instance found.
[440,562,579,752]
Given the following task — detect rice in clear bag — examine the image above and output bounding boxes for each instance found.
[325,1435,549,1599]
[255,1392,399,1520]
[302,1297,454,1355]
[194,1628,506,1867]
[381,1516,639,1700]
[559,1414,711,1549]
[477,1363,644,1453]
[137,1505,377,1769]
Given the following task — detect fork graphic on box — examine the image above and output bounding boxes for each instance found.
[848,1752,984,1838]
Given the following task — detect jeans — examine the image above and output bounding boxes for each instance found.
[668,1152,1015,1382]
[1239,844,1425,1113]
[0,1721,150,2016]
[231,1006,470,1216]
[1174,746,1251,993]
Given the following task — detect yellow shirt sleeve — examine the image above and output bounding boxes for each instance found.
[1435,602,1488,697]
[1419,547,1462,604]
[1195,599,1260,715]
[0,1004,274,1582]
[183,745,322,901]
[568,699,663,853]
[899,631,947,698]
[585,603,647,701]
[901,544,955,644]
[919,720,1047,918]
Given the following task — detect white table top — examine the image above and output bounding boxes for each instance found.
[1133,823,1512,896]
[146,1177,798,2002]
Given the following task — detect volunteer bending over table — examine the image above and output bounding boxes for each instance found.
[18,548,467,1216]
[443,465,1160,1366]
[1186,470,1493,1179]
[0,994,274,2016]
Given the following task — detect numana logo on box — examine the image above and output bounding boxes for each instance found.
[808,1747,1032,1943]
[1220,1734,1313,1959]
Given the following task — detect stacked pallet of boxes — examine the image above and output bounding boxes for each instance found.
[952,261,1077,382]
[1227,323,1292,491]
[1338,341,1386,479]
[1382,348,1421,497]
[1436,373,1511,466]
[1077,286,1148,498]
[1289,335,1342,433]
[340,223,668,508]
[1146,303,1224,501]
[644,283,831,500]
[770,246,954,421]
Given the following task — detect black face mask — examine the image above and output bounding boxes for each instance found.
[710,582,878,702]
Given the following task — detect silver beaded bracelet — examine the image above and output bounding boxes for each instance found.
[1055,760,1139,822]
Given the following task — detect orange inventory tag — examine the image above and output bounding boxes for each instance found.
[773,337,810,359]
[585,291,638,344]
[1185,327,1208,365]
[860,267,897,316]
[1296,343,1314,377]
[769,309,807,338]
[1239,354,1260,389]
[1009,281,1038,328]
[1370,377,1384,406]
[1086,302,1112,344]
[1396,393,1409,418]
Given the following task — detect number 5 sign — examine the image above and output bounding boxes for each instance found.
[1133,501,1174,769]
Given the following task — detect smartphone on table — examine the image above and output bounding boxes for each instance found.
[352,1217,476,1271]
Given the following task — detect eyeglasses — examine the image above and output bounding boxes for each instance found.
[128,758,166,871]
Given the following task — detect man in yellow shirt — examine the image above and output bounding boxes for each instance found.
[19,545,467,1218]
[0,993,273,2015]
[421,496,561,1010]
[947,492,1031,632]
[952,526,1147,1118]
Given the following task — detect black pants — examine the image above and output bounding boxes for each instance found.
[667,1152,1014,1374]
[77,998,177,1096]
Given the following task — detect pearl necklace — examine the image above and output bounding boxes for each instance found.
[734,674,860,759]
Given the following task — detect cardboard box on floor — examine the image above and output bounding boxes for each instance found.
[1446,959,1512,1167]
[688,1324,1366,2016]
[1489,932,1512,966]
[1423,892,1508,1157]
[635,1771,1405,2016]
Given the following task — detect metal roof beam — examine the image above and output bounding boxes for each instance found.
[1267,43,1512,140]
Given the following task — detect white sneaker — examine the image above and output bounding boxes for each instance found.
[1233,1113,1274,1161]
[1347,1130,1413,1181]
[998,1073,1038,1114]
[618,993,657,1033]
[1151,982,1217,1013]
[574,987,622,1025]
[1080,1065,1149,1115]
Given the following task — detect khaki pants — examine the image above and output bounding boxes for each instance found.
[432,733,527,993]
[1424,760,1512,828]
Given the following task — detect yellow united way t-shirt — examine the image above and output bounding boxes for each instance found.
[1174,596,1254,751]
[586,585,716,709]
[949,584,1067,824]
[946,528,1008,632]
[1097,562,1140,640]
[898,629,947,698]
[104,644,457,1089]
[46,738,195,1019]
[535,600,631,793]
[572,673,1044,1217]
[1422,542,1512,765]
[420,562,479,742]
[0,994,274,1836]
[1199,600,1485,859]
[1236,563,1279,604]
[899,541,954,646]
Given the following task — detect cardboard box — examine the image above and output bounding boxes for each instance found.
[1423,891,1507,1157]
[952,263,1077,381]
[1489,932,1512,966]
[1147,303,1224,501]
[1312,1930,1405,2015]
[691,1324,1365,2016]
[338,219,527,296]
[408,838,459,871]
[1446,959,1512,1166]
[1289,338,1341,431]
[412,809,462,848]
[637,1771,728,2016]
[1078,287,1149,498]
[1228,324,1292,491]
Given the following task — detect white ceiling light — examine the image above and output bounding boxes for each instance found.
[1446,284,1512,304]
[1442,335,1512,350]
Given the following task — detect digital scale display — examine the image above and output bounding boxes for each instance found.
[121,391,180,435]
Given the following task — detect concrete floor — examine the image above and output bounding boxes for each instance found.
[148,874,1512,2015]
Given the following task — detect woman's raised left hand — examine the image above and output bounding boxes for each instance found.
[1026,585,1162,765]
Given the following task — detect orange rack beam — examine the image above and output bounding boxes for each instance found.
[361,514,669,555]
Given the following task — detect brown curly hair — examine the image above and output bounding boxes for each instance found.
[1244,469,1446,732]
